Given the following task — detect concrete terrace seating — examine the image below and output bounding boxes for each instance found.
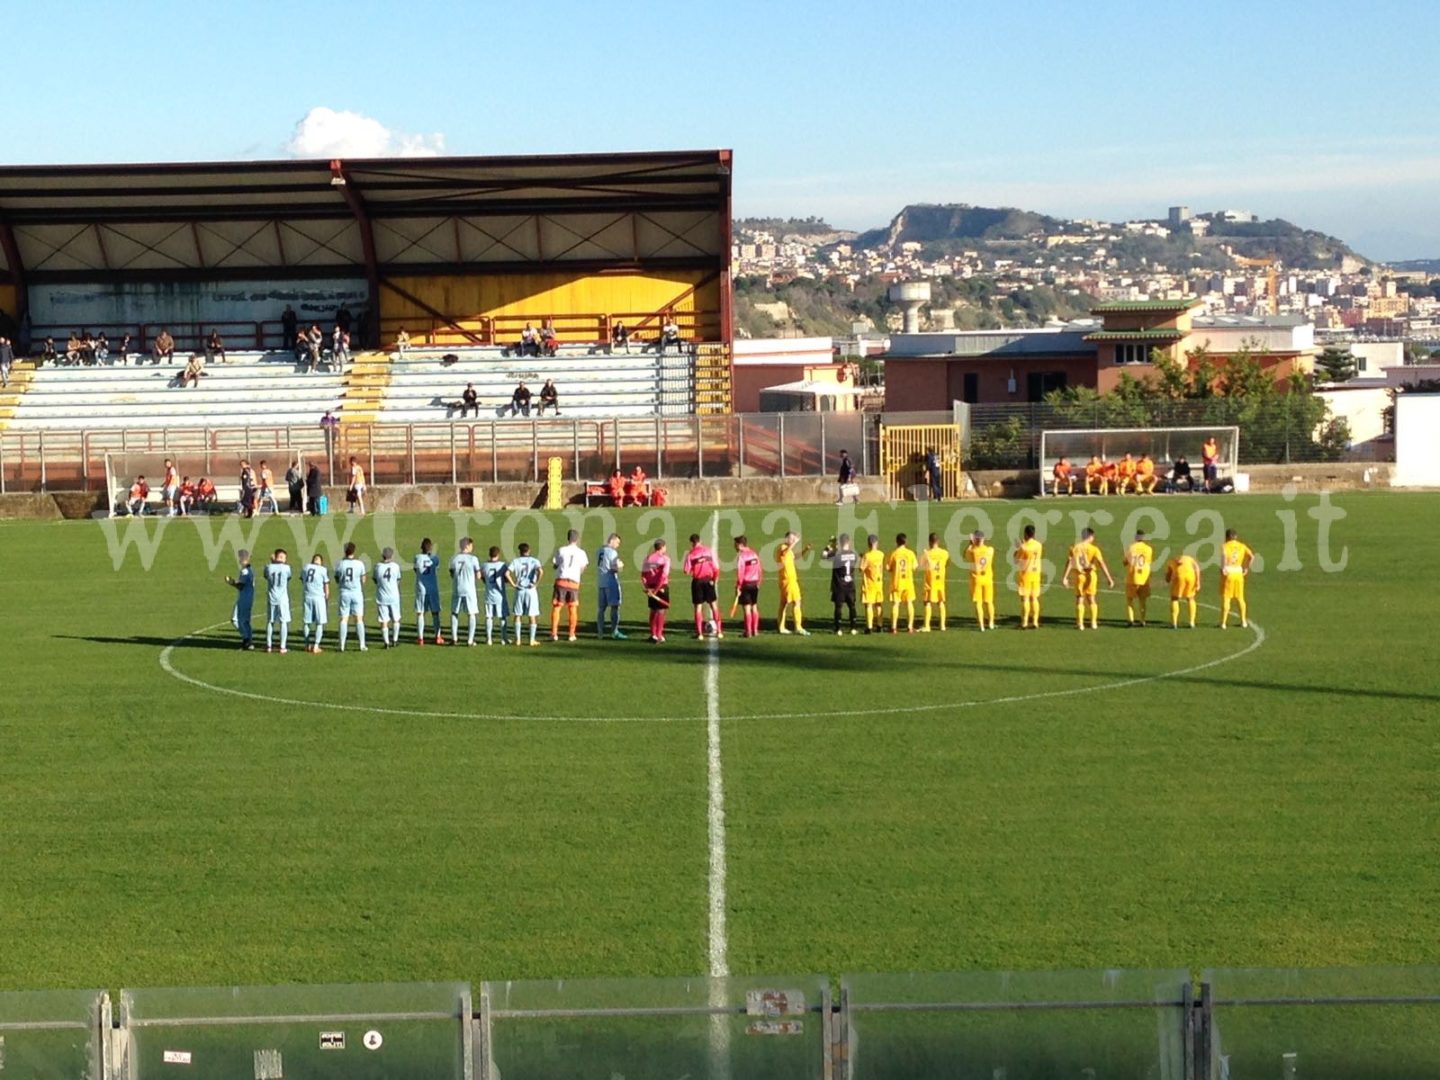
[7,352,347,430]
[378,345,679,423]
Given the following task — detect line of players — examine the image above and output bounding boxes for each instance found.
[221,525,1257,651]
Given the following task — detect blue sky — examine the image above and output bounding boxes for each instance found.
[9,0,1438,260]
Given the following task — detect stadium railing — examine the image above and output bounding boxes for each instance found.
[22,968,1437,1079]
[0,410,905,495]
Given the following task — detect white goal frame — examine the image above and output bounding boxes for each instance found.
[1037,426,1239,495]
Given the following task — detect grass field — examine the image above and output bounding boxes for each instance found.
[0,491,1435,995]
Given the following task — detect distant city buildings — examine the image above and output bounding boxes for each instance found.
[732,204,1437,344]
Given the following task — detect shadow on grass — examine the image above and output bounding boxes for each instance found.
[54,633,239,651]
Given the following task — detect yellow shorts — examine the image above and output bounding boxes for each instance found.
[862,582,885,606]
[1072,572,1098,598]
[1126,582,1151,601]
[1170,577,1197,600]
[924,584,946,603]
[970,578,994,604]
[1221,572,1246,600]
[1018,571,1042,599]
[891,585,916,603]
[779,578,801,603]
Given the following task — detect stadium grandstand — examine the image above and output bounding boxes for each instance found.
[0,151,734,443]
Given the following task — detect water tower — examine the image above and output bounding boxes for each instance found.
[888,281,931,334]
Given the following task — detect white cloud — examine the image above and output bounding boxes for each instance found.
[285,107,445,159]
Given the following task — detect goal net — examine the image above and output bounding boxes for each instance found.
[1037,426,1239,495]
[104,449,305,516]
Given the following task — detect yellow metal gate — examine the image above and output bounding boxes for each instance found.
[880,423,963,501]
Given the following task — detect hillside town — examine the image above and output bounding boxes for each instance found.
[734,206,1439,343]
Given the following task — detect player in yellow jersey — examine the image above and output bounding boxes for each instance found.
[1013,523,1046,628]
[859,533,886,633]
[919,532,950,631]
[1164,552,1201,628]
[1123,529,1154,626]
[775,529,813,636]
[1061,527,1115,630]
[886,533,918,634]
[1219,527,1255,629]
[963,530,996,631]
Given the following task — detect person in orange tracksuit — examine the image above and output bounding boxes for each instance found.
[1115,452,1137,494]
[1084,455,1105,495]
[1100,456,1118,494]
[624,465,648,507]
[1052,457,1075,495]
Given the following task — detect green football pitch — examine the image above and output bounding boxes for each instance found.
[0,491,1435,993]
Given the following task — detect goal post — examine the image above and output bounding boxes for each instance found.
[1037,426,1239,495]
[104,449,305,516]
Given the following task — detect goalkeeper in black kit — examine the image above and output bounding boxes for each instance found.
[823,534,860,635]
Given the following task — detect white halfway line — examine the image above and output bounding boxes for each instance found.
[705,509,729,979]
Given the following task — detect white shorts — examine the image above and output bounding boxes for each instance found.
[163,484,177,500]
[302,598,327,625]
[453,591,478,615]
[415,584,441,613]
[376,601,400,623]
[339,593,364,617]
[485,597,507,619]
[267,603,290,625]
[514,588,539,617]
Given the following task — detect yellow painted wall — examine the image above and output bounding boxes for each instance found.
[0,284,16,320]
[379,270,720,342]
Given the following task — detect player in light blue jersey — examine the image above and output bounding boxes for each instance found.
[263,548,294,653]
[413,537,444,645]
[372,546,403,648]
[481,545,510,645]
[506,542,544,647]
[225,548,256,650]
[334,541,368,652]
[449,537,482,646]
[300,553,329,653]
[595,532,625,639]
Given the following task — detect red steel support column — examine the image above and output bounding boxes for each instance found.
[1,215,29,332]
[331,159,381,347]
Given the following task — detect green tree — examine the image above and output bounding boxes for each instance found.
[1315,345,1357,383]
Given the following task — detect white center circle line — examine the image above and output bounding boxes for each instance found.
[158,608,1266,724]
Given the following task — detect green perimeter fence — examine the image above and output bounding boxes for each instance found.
[4,968,1436,1079]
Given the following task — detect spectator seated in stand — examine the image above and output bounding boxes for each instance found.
[127,475,150,515]
[38,337,58,364]
[518,323,540,357]
[458,382,479,418]
[536,378,560,417]
[79,331,97,366]
[117,334,133,365]
[509,380,532,417]
[658,316,683,354]
[94,333,110,365]
[540,320,558,357]
[607,468,625,505]
[196,477,218,512]
[394,327,411,359]
[208,328,230,365]
[152,328,176,365]
[177,353,206,388]
[65,332,84,365]
[611,320,630,353]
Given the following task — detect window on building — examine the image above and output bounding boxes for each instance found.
[1114,343,1154,365]
[1357,357,1368,373]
